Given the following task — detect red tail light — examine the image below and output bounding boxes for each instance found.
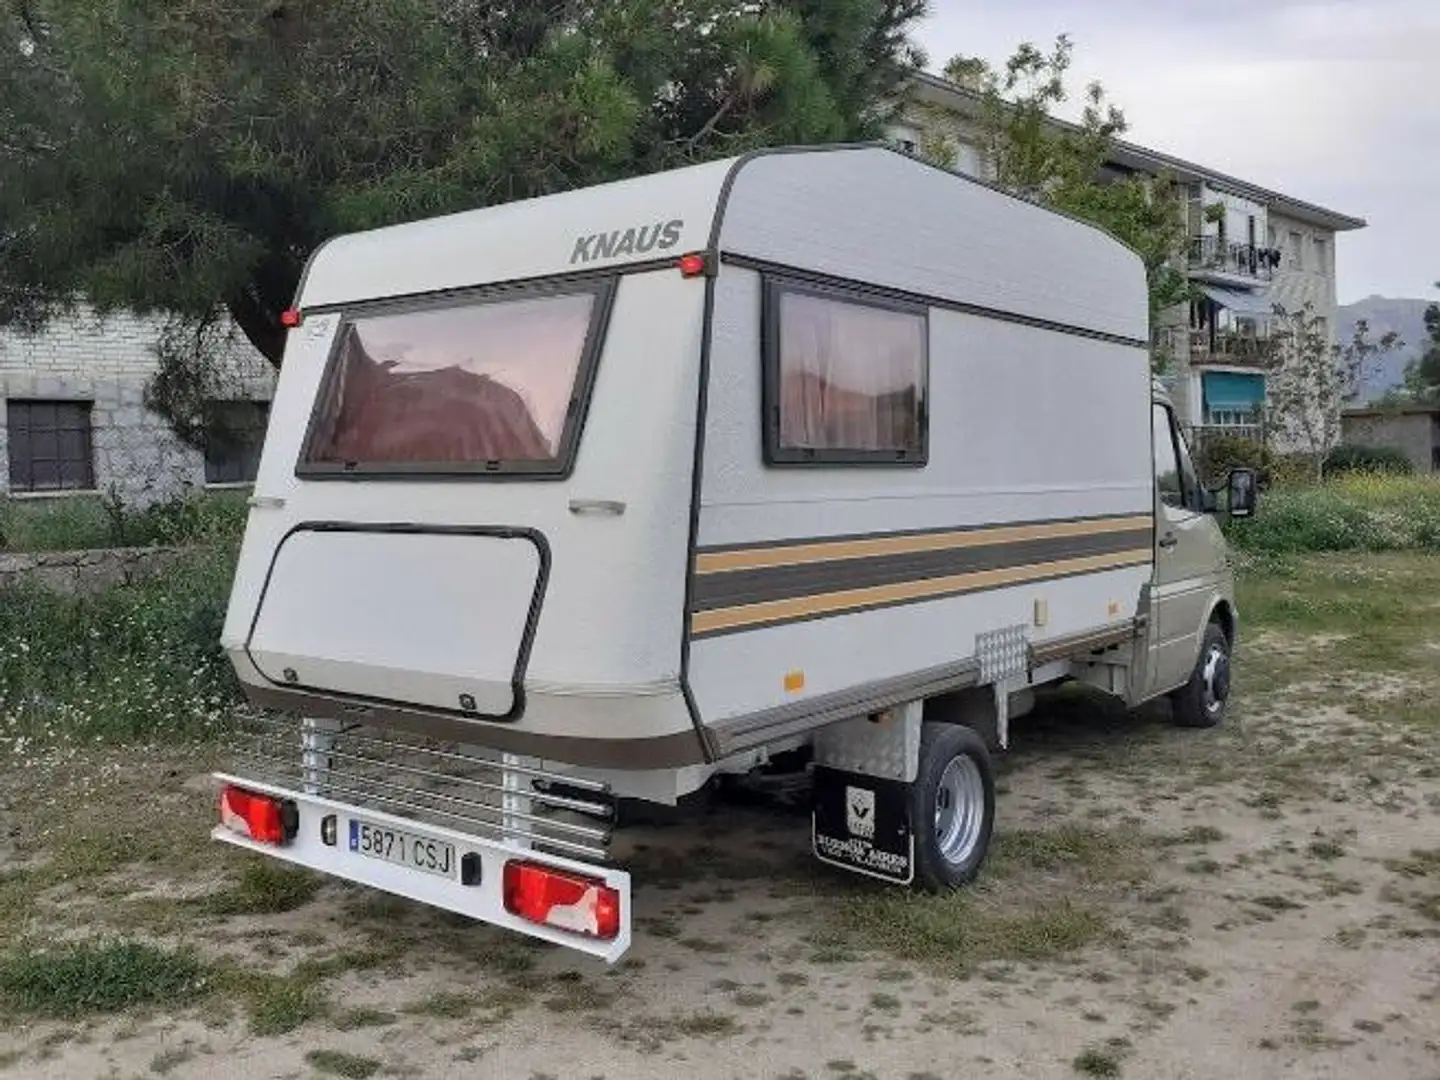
[677,252,708,278]
[280,308,302,328]
[218,784,298,846]
[503,860,620,940]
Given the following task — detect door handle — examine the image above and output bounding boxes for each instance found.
[1158,533,1178,549]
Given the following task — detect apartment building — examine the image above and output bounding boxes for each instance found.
[0,311,274,506]
[893,72,1366,444]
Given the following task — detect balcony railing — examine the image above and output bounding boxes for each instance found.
[1187,236,1279,281]
[1190,329,1278,369]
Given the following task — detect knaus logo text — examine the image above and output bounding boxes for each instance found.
[570,219,683,264]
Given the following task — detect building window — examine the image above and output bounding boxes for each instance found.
[5,400,96,493]
[1288,230,1304,270]
[762,276,928,466]
[1313,237,1328,275]
[203,401,271,485]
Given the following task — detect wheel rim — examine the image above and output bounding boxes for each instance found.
[934,754,986,866]
[1201,642,1230,717]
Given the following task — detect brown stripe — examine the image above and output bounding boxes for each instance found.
[696,514,1152,575]
[690,548,1153,637]
[692,527,1152,612]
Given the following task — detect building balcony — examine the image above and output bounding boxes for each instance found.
[1189,328,1278,369]
[1187,236,1279,285]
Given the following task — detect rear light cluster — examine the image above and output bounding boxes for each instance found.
[219,784,298,846]
[503,860,620,940]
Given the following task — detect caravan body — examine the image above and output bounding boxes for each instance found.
[214,146,1239,960]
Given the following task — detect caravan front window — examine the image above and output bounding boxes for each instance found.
[299,281,613,478]
[762,277,928,466]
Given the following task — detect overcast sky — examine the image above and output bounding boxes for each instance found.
[915,0,1439,304]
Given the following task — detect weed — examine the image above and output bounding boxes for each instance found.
[304,1049,382,1079]
[1072,1047,1122,1077]
[0,940,205,1017]
[149,1046,195,1075]
[1254,894,1306,913]
[776,971,810,988]
[868,992,901,1012]
[199,860,321,916]
[1385,849,1440,879]
[732,990,771,1008]
[333,1008,397,1031]
[1307,839,1346,862]
[405,992,475,1020]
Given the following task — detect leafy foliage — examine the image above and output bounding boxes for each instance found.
[1265,302,1402,480]
[1,0,927,382]
[931,35,1193,361]
[1192,432,1276,490]
[1323,443,1414,476]
[1399,283,1440,403]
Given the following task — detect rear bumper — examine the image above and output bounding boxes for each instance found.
[211,773,632,962]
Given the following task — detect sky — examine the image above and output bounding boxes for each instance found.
[914,0,1440,304]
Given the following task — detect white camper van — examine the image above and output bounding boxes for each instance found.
[212,145,1257,961]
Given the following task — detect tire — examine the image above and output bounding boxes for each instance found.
[1169,620,1231,729]
[909,723,996,892]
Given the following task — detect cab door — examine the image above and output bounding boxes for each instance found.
[1147,402,1225,695]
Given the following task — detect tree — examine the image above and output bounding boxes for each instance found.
[1265,301,1401,481]
[1399,282,1440,404]
[0,0,927,439]
[932,35,1193,365]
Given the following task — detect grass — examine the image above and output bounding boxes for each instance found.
[304,1049,382,1079]
[1225,474,1440,554]
[0,488,248,554]
[0,543,243,743]
[199,860,322,916]
[0,940,206,1018]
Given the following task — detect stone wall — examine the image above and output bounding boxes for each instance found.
[0,545,191,595]
[0,308,275,507]
[1341,412,1440,473]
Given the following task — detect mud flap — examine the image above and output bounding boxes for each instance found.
[811,766,914,885]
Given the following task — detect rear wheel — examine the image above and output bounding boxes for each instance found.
[1170,620,1231,728]
[909,724,996,891]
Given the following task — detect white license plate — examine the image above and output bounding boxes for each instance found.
[348,818,456,878]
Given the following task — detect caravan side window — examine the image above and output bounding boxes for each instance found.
[762,277,928,466]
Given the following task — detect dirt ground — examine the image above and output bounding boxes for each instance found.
[1,555,1437,1080]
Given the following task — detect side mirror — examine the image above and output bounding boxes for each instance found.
[1227,468,1257,518]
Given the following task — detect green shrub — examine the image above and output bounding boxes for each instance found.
[1323,443,1414,477]
[0,545,243,742]
[1223,474,1440,553]
[1193,434,1274,489]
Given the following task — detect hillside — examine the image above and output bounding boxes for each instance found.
[1339,294,1434,400]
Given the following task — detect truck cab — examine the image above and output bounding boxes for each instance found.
[1144,379,1253,725]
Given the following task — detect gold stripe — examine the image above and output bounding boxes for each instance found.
[695,515,1153,575]
[690,548,1153,636]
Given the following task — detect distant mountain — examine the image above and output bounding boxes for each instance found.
[1339,295,1434,401]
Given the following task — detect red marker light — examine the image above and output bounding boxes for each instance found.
[677,252,708,278]
[503,860,621,940]
[218,784,298,846]
[280,308,302,328]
